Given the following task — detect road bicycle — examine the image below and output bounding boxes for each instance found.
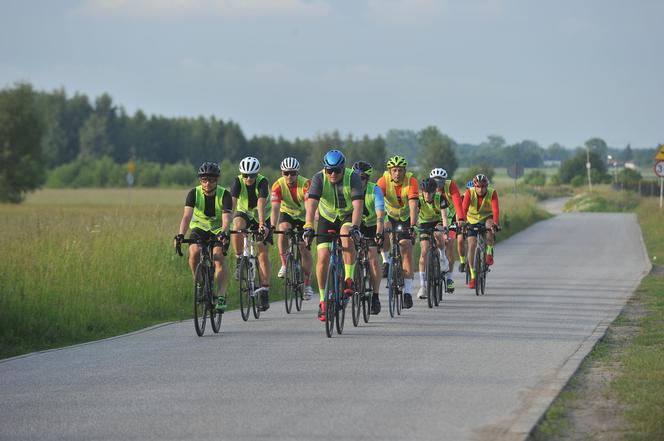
[467,224,497,296]
[177,236,227,336]
[232,228,264,320]
[385,225,407,318]
[317,231,353,338]
[351,237,373,326]
[417,226,446,308]
[274,228,304,313]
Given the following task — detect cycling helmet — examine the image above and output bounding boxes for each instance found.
[352,160,373,176]
[429,168,448,180]
[280,157,300,172]
[323,149,346,168]
[419,177,437,193]
[386,155,408,168]
[466,180,474,189]
[239,157,261,174]
[473,174,489,187]
[198,161,220,177]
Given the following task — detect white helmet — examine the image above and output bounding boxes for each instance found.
[239,157,260,174]
[430,168,448,179]
[280,157,300,172]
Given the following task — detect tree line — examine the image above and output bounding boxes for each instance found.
[0,82,658,202]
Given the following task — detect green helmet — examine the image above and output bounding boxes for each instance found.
[387,155,408,168]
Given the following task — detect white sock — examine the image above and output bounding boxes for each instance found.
[405,278,413,294]
[381,251,389,263]
[419,271,425,285]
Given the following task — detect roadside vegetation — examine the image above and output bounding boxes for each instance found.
[530,193,664,441]
[0,188,549,359]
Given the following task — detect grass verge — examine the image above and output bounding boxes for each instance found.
[529,196,664,441]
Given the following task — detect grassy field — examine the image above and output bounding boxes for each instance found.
[531,194,664,440]
[1,188,550,359]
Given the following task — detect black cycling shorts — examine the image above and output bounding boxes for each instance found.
[233,213,274,245]
[316,214,353,245]
[189,228,224,249]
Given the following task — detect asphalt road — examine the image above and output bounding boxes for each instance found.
[0,211,651,441]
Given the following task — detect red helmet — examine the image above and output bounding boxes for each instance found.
[473,174,489,187]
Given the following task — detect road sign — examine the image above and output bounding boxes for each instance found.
[126,173,135,186]
[655,161,664,178]
[127,160,136,174]
[507,163,524,179]
[655,144,664,160]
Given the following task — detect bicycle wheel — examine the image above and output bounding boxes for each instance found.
[324,261,336,338]
[474,248,483,297]
[238,257,251,321]
[335,263,346,335]
[432,253,440,307]
[361,260,372,323]
[284,254,294,314]
[193,264,207,336]
[465,252,471,286]
[387,259,396,318]
[426,250,435,309]
[480,255,487,295]
[294,253,304,312]
[209,268,222,333]
[395,257,403,315]
[351,260,363,327]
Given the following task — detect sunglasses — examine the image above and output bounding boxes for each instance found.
[325,167,343,175]
[282,171,297,177]
[242,173,257,179]
[200,177,217,183]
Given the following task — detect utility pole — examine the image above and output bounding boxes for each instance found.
[586,147,592,191]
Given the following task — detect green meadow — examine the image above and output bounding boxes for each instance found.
[1,188,549,359]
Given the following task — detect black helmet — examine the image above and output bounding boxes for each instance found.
[419,177,437,193]
[352,161,373,176]
[198,161,220,177]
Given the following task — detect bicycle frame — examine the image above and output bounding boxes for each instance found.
[386,225,405,317]
[232,229,262,320]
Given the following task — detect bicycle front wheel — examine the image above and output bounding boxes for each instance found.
[238,257,251,321]
[324,261,336,338]
[284,254,295,314]
[193,264,207,336]
[209,268,222,333]
[426,251,435,308]
[335,265,346,335]
[387,261,396,318]
[351,261,363,327]
[294,255,304,312]
[361,260,372,323]
[474,248,483,297]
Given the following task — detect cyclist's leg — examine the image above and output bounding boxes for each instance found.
[232,214,249,274]
[187,228,207,275]
[315,217,336,310]
[277,212,295,277]
[457,229,466,271]
[466,224,480,283]
[397,219,414,290]
[340,219,356,295]
[445,227,456,274]
[381,218,392,275]
[418,228,430,299]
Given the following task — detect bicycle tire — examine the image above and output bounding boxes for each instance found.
[395,257,403,315]
[209,267,222,333]
[238,257,251,321]
[294,251,304,312]
[432,252,440,307]
[480,256,487,296]
[426,249,435,309]
[335,263,346,335]
[193,264,207,336]
[351,260,363,327]
[324,260,336,338]
[284,254,294,314]
[474,247,483,297]
[361,259,372,323]
[387,259,396,318]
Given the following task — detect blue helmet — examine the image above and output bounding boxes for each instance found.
[323,149,346,168]
[466,180,474,189]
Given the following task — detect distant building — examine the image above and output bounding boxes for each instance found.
[543,160,562,167]
[624,162,637,170]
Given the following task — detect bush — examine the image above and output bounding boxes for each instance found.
[136,161,161,187]
[160,162,196,187]
[456,164,495,187]
[524,170,546,186]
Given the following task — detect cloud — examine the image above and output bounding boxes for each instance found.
[74,0,331,19]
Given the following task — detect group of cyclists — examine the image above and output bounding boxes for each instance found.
[174,148,500,323]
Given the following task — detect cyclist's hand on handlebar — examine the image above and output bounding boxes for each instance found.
[302,227,314,249]
[258,223,272,241]
[492,224,501,232]
[174,234,184,256]
[375,232,384,248]
[408,225,417,242]
[217,231,230,251]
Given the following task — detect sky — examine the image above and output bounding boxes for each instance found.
[1,0,662,149]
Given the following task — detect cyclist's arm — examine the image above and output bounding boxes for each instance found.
[270,182,281,226]
[462,188,471,217]
[374,185,385,235]
[350,172,364,227]
[407,175,419,226]
[491,190,500,225]
[449,181,465,222]
[221,190,233,233]
[305,172,323,227]
[257,178,270,226]
[178,206,194,236]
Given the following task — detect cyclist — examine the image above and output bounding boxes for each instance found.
[376,155,419,309]
[416,178,449,300]
[462,174,501,289]
[302,149,364,322]
[352,160,385,315]
[270,157,314,300]
[174,162,232,311]
[429,167,465,292]
[231,156,273,311]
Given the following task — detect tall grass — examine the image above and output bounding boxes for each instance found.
[1,189,550,359]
